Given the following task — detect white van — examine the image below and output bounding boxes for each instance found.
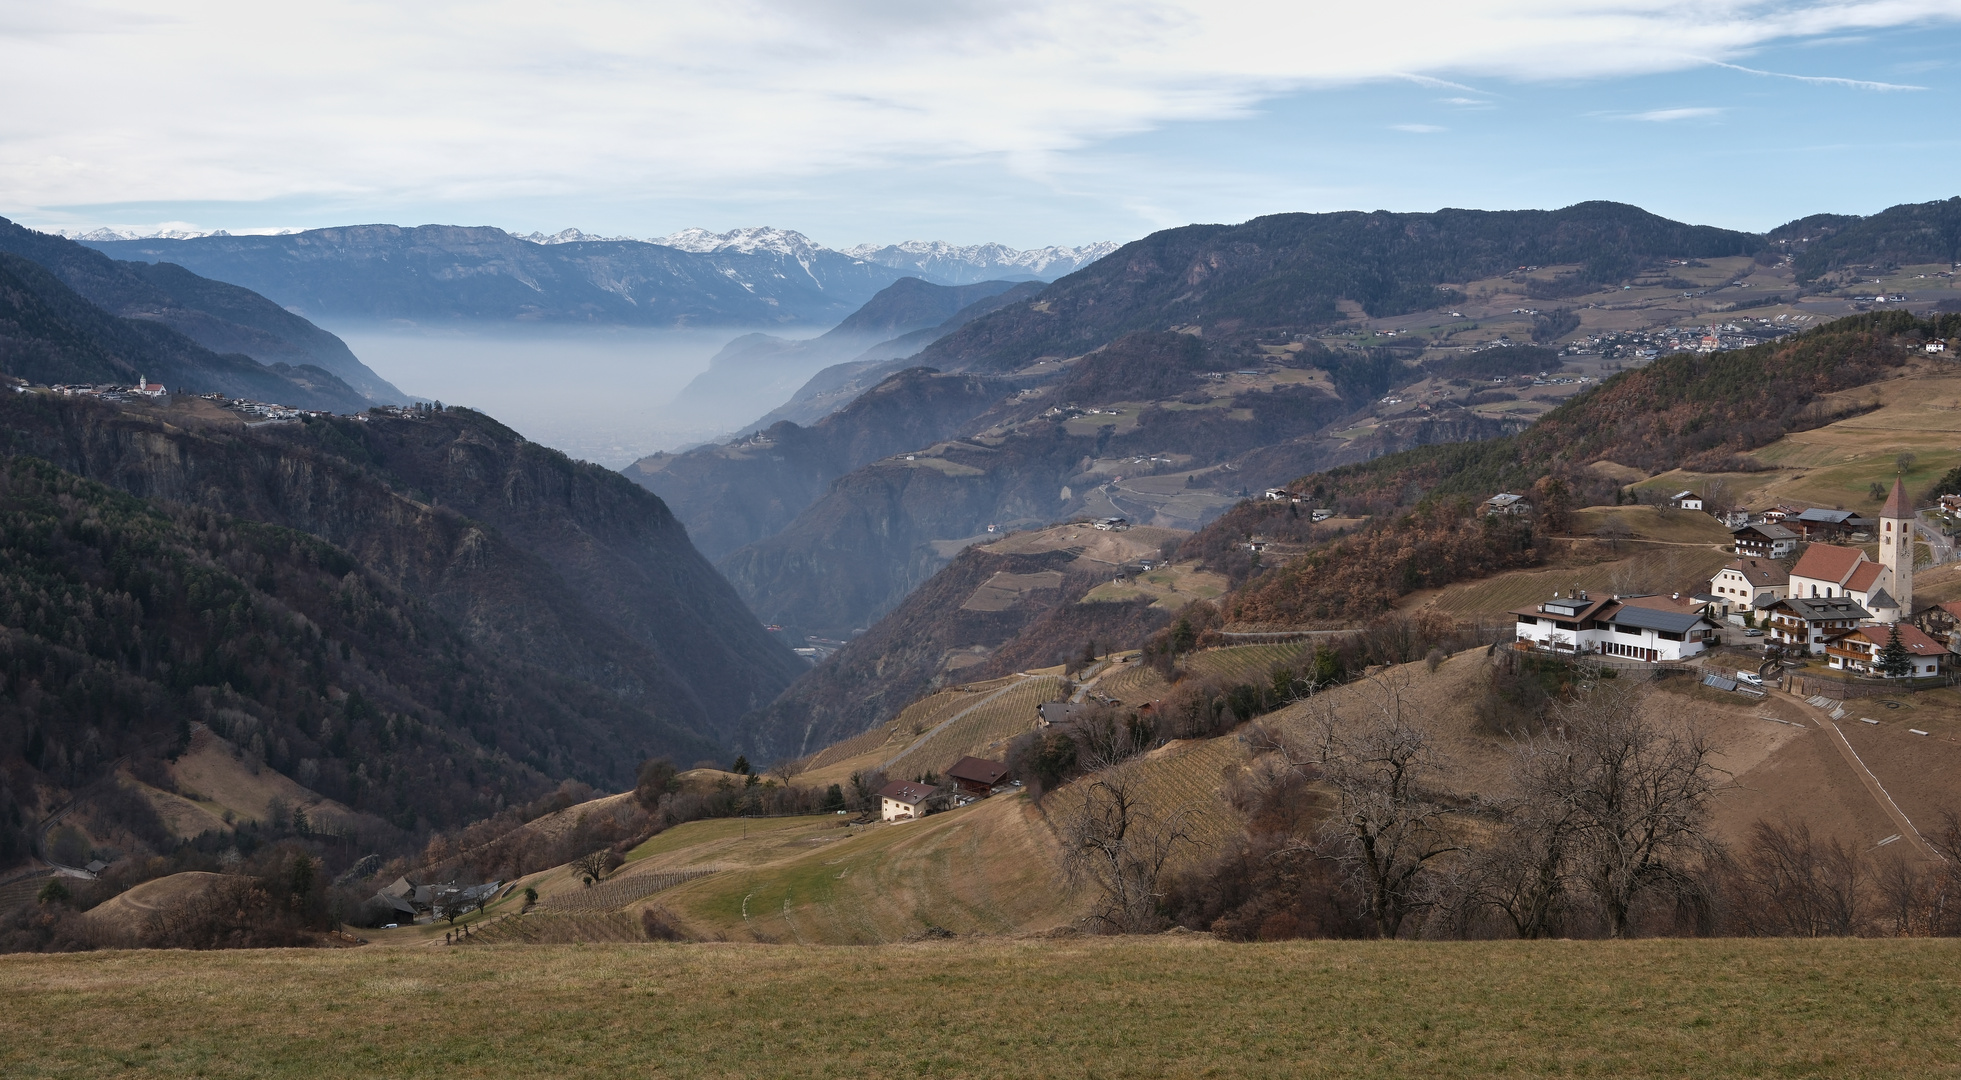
[1736,671,1765,687]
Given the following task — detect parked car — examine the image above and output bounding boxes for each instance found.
[1744,628,1764,637]
[1736,670,1765,686]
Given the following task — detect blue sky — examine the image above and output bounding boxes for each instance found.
[4,3,1958,249]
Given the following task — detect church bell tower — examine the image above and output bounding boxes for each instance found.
[1880,476,1914,615]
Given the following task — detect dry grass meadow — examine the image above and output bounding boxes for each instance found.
[5,937,1960,1078]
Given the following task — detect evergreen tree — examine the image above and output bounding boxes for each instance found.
[731,754,751,775]
[1878,624,1915,678]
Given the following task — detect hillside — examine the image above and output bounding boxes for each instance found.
[1793,196,1961,283]
[1198,312,1959,625]
[679,202,1856,651]
[0,219,402,403]
[744,520,1191,758]
[630,368,1014,561]
[654,278,1023,435]
[0,250,368,413]
[85,225,914,327]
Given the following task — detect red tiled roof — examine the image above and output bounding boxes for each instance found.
[1848,623,1949,656]
[1791,544,1864,585]
[1845,562,1885,593]
[1619,593,1698,613]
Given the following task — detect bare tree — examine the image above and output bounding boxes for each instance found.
[1537,679,1720,937]
[1301,678,1460,939]
[1060,764,1201,933]
[569,849,615,886]
[1727,819,1867,936]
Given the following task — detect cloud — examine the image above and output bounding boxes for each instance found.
[1440,97,1494,106]
[1631,107,1726,121]
[1706,59,1927,90]
[2,0,1958,212]
[1392,123,1447,133]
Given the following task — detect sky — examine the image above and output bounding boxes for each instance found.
[4,1,1961,250]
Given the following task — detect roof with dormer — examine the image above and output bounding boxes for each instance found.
[1881,476,1912,521]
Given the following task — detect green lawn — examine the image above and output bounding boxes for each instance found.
[4,938,1958,1077]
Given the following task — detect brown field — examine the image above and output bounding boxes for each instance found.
[880,675,1064,778]
[5,938,1961,1078]
[78,871,228,929]
[158,725,352,833]
[1406,544,1731,620]
[652,792,1080,944]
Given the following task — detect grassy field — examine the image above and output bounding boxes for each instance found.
[5,938,1959,1078]
[1407,544,1732,620]
[1631,365,1961,514]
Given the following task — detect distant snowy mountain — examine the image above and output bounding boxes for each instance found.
[516,227,639,244]
[513,226,1123,284]
[52,226,302,242]
[844,239,1122,284]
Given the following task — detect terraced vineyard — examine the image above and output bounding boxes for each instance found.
[0,873,50,917]
[464,911,648,944]
[883,675,1064,777]
[1044,736,1249,871]
[1185,641,1317,684]
[540,867,720,913]
[1096,662,1172,704]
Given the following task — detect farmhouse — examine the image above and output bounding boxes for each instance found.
[1827,622,1949,678]
[1707,558,1789,620]
[1791,507,1862,541]
[1731,522,1798,559]
[1510,592,1719,663]
[877,780,937,822]
[945,756,1011,798]
[1670,490,1704,511]
[1036,702,1085,728]
[1764,596,1872,656]
[1482,493,1532,516]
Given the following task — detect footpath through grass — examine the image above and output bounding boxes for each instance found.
[4,937,1959,1078]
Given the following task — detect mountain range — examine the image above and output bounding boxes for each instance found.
[75,226,1122,329]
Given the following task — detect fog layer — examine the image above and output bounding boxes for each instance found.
[326,322,824,467]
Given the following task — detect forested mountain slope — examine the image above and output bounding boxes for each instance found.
[629,367,1013,561]
[0,219,402,403]
[912,202,1761,374]
[0,252,368,413]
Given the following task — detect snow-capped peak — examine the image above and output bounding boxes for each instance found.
[516,228,641,245]
[842,239,1124,282]
[653,226,828,259]
[49,225,303,242]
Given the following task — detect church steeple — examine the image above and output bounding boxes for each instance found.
[1880,475,1913,616]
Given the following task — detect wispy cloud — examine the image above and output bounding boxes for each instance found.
[1440,97,1493,106]
[1631,107,1725,122]
[1,1,1957,213]
[1708,60,1926,91]
[1392,123,1447,133]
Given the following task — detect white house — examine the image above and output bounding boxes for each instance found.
[1828,622,1948,678]
[1670,490,1704,511]
[1708,558,1788,621]
[1511,592,1719,663]
[877,780,936,822]
[1731,522,1798,559]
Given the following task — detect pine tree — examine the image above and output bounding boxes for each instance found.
[1877,623,1915,678]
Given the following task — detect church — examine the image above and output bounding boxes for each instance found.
[1762,478,1925,662]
